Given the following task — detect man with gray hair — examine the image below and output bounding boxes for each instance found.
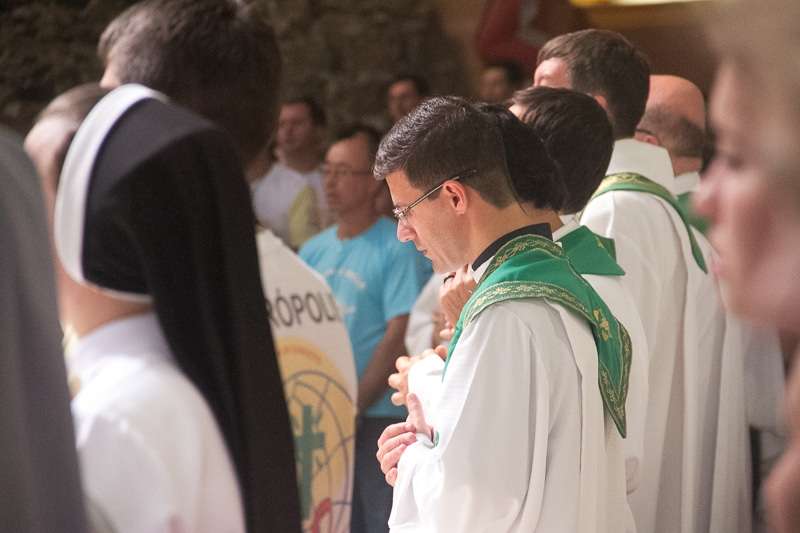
[636,74,709,233]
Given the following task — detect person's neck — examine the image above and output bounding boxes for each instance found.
[467,202,553,266]
[336,209,380,240]
[279,148,321,174]
[535,206,563,233]
[671,156,702,177]
[62,279,152,338]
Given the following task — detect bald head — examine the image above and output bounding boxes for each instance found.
[648,75,705,129]
[637,75,707,175]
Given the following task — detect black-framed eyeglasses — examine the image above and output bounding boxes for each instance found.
[392,168,477,223]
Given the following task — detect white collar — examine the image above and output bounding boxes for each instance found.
[673,171,701,196]
[553,214,579,241]
[606,139,675,192]
[469,257,492,283]
[67,312,172,381]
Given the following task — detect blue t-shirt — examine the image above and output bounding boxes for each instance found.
[299,217,431,417]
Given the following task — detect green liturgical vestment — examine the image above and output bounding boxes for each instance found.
[593,172,708,273]
[444,234,632,437]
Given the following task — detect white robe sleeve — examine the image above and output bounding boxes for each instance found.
[390,301,583,533]
[405,274,446,356]
[408,354,445,418]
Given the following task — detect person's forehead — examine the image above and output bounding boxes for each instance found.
[280,102,312,120]
[709,64,749,142]
[483,67,509,82]
[389,80,418,96]
[326,135,369,163]
[385,169,416,195]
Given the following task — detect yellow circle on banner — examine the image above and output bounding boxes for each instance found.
[276,337,356,533]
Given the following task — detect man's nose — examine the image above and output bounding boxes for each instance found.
[396,219,415,242]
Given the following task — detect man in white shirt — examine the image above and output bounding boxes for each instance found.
[534,28,760,533]
[636,74,709,233]
[251,97,330,246]
[374,96,632,532]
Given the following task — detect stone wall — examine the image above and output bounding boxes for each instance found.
[0,0,466,135]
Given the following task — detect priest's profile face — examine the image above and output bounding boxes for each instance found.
[696,61,800,331]
[386,169,463,273]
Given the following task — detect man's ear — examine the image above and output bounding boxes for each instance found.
[635,130,661,147]
[592,93,609,114]
[441,180,469,214]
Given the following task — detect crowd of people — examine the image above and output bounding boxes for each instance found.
[3,0,800,532]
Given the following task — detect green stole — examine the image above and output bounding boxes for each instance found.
[558,225,623,275]
[677,191,710,236]
[444,234,632,437]
[591,172,707,273]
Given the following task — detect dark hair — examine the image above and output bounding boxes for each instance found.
[389,73,430,97]
[538,29,650,139]
[374,96,513,208]
[98,0,281,165]
[35,83,110,186]
[513,86,614,213]
[485,61,524,87]
[638,105,706,159]
[476,103,565,211]
[282,96,327,128]
[334,123,383,166]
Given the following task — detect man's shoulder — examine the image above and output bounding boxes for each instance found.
[73,357,209,437]
[471,297,564,335]
[298,226,338,260]
[255,162,308,194]
[584,187,682,241]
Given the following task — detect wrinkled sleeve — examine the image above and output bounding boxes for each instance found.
[389,305,549,532]
[405,274,444,355]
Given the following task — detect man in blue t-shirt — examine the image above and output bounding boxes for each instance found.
[300,124,431,533]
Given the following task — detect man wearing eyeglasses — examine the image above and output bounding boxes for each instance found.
[299,124,432,533]
[372,97,633,532]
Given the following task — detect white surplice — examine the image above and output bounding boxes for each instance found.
[673,170,701,197]
[391,257,632,533]
[69,313,245,533]
[580,139,757,533]
[405,273,447,356]
[553,217,650,495]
